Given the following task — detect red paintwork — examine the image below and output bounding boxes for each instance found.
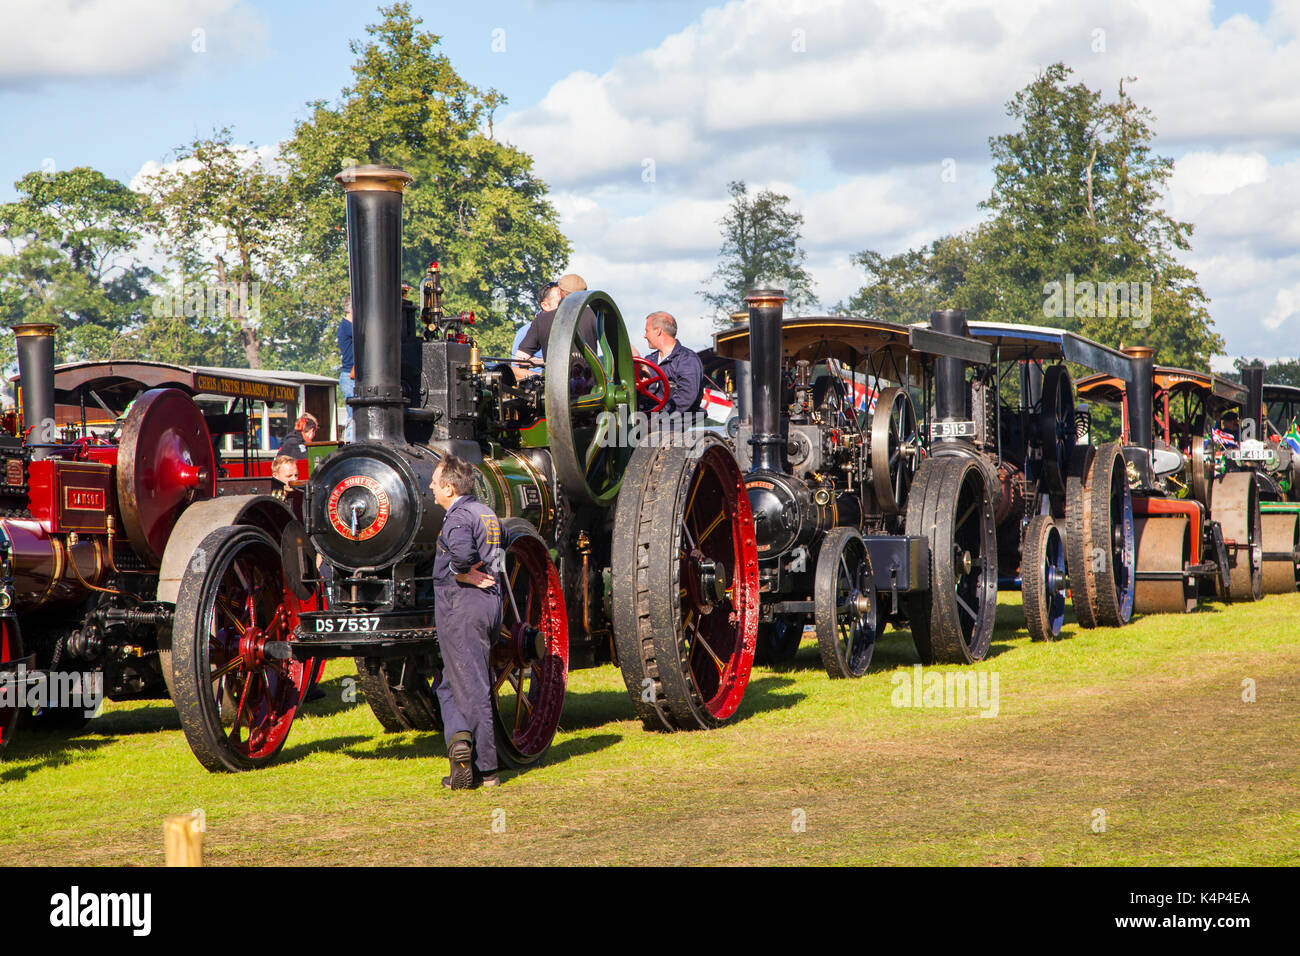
[222,458,308,479]
[1133,496,1204,564]
[26,460,114,534]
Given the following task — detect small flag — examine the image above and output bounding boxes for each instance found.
[1212,427,1238,449]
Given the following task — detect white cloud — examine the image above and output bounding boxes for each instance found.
[0,0,268,86]
[498,1,1300,363]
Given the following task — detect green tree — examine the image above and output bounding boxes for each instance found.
[139,129,308,370]
[701,180,816,325]
[282,2,570,353]
[0,167,155,362]
[1229,357,1300,388]
[839,232,984,323]
[846,64,1222,368]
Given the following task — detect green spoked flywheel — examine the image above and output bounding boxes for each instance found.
[544,291,637,507]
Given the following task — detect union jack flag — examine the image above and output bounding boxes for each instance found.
[1212,427,1238,448]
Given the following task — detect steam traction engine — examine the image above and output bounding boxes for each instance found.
[0,325,315,757]
[715,296,1000,676]
[960,320,1139,641]
[166,164,758,772]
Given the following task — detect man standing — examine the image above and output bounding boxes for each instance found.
[337,296,355,442]
[643,311,704,414]
[429,454,504,790]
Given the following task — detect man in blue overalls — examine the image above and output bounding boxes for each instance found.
[430,454,503,789]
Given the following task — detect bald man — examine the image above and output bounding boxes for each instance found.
[642,311,704,414]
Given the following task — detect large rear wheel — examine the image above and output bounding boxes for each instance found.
[612,437,759,730]
[904,457,997,664]
[491,519,568,768]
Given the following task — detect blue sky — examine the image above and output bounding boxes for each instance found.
[2,0,1298,362]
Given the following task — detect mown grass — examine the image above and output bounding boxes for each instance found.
[1,592,1297,866]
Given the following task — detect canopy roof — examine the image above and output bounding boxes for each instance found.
[964,321,1135,379]
[31,361,328,411]
[713,315,991,370]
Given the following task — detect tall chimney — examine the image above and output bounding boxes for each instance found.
[745,290,786,473]
[930,309,969,427]
[12,323,57,459]
[1122,345,1155,484]
[1241,361,1266,440]
[335,165,414,444]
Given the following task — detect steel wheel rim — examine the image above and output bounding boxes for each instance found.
[833,536,876,674]
[1042,524,1067,635]
[201,537,306,762]
[678,444,756,721]
[951,465,996,647]
[1111,467,1136,621]
[493,530,567,761]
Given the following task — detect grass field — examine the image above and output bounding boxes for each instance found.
[2,592,1298,866]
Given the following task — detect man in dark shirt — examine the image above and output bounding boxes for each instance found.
[277,413,318,459]
[513,273,598,374]
[642,311,704,414]
[337,296,354,442]
[430,454,504,790]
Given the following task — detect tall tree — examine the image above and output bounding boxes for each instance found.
[0,167,155,362]
[282,2,570,352]
[846,64,1222,368]
[839,232,984,324]
[700,180,816,325]
[139,130,306,370]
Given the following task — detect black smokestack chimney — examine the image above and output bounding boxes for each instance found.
[335,165,413,444]
[930,309,969,426]
[1241,361,1266,440]
[745,289,786,473]
[12,323,57,459]
[1122,345,1155,484]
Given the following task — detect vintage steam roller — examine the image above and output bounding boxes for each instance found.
[1076,353,1260,613]
[165,164,758,771]
[715,298,999,675]
[960,320,1139,640]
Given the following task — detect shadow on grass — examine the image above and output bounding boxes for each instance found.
[0,736,115,784]
[294,674,358,720]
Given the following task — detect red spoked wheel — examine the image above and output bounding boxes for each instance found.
[611,435,759,730]
[171,525,314,772]
[634,357,670,413]
[491,518,568,768]
[0,617,23,749]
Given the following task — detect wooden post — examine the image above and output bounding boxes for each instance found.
[164,814,203,867]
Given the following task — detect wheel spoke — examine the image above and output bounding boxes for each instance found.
[955,592,977,621]
[210,656,243,683]
[955,500,978,532]
[697,509,726,545]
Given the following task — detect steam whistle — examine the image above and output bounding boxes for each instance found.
[420,261,444,339]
